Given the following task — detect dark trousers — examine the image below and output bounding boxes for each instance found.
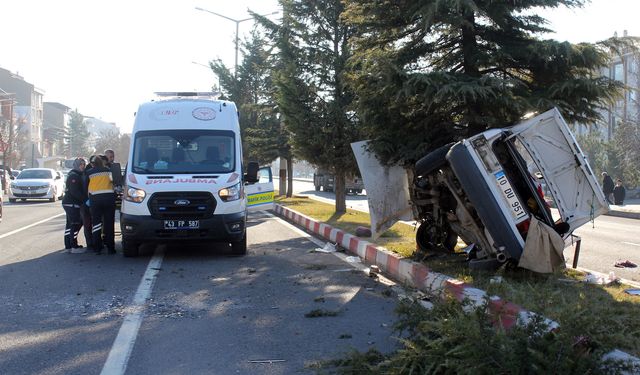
[63,204,82,249]
[90,194,116,252]
[80,205,93,248]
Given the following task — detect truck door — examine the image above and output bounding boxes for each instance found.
[246,166,275,212]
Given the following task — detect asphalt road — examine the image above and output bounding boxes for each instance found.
[286,179,640,285]
[0,199,400,374]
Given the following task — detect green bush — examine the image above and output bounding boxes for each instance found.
[320,299,638,374]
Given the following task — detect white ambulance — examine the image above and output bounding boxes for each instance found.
[120,92,274,257]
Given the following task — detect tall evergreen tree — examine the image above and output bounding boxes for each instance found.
[259,0,362,213]
[343,0,628,167]
[66,110,92,157]
[210,29,294,195]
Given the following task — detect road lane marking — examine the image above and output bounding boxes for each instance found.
[622,242,640,247]
[100,248,164,375]
[0,213,65,239]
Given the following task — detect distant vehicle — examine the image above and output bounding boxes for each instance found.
[9,168,65,202]
[313,169,364,195]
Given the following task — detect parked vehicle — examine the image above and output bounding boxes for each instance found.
[355,108,608,270]
[119,92,274,257]
[8,168,65,202]
[313,169,364,195]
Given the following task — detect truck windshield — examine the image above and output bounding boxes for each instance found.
[131,129,235,174]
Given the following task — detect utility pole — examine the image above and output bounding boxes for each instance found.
[195,7,279,79]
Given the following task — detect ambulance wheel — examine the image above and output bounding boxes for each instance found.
[122,239,139,257]
[230,234,247,256]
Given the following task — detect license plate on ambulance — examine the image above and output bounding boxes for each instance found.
[163,220,200,230]
[494,170,528,223]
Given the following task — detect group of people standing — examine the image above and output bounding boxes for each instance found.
[602,172,626,205]
[62,149,123,254]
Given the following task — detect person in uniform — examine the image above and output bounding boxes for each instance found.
[61,158,87,253]
[87,155,116,254]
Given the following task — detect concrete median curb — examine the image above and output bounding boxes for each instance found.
[274,203,640,366]
[274,203,552,330]
[605,210,640,220]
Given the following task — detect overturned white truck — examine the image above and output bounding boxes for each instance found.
[353,108,609,271]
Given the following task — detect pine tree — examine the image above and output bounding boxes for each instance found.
[343,0,628,167]
[66,110,92,157]
[259,0,362,213]
[210,29,294,195]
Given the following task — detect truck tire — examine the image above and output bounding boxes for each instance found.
[415,142,454,177]
[416,221,457,253]
[315,185,320,191]
[122,239,140,257]
[230,234,247,256]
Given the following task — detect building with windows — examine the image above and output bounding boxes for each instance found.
[0,67,44,168]
[43,102,71,164]
[575,31,640,142]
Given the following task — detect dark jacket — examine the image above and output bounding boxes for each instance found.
[62,169,87,205]
[613,185,626,204]
[603,175,614,194]
[109,162,123,187]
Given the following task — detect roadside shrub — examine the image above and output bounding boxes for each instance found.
[320,298,636,374]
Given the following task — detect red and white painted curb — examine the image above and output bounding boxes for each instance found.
[274,204,550,330]
[274,203,639,366]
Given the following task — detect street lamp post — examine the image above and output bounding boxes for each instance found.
[195,7,278,78]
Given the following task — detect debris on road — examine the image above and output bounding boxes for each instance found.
[312,242,337,253]
[247,359,286,364]
[624,289,640,296]
[345,256,361,263]
[368,265,380,277]
[614,260,638,268]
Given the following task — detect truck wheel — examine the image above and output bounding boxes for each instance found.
[230,234,247,256]
[9,198,16,203]
[416,221,457,253]
[315,185,320,191]
[122,239,140,257]
[415,142,454,177]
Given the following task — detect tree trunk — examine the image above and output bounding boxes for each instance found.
[286,157,293,198]
[334,172,346,214]
[279,157,287,196]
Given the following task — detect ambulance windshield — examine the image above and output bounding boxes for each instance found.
[131,129,235,174]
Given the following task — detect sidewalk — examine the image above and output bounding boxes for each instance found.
[606,198,640,219]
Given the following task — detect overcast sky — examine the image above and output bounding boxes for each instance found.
[2,0,638,134]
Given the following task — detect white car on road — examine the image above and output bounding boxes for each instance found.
[9,168,65,203]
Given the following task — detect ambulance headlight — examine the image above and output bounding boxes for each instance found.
[219,182,242,202]
[124,187,146,203]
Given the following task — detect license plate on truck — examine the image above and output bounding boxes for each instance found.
[494,170,528,223]
[164,220,200,230]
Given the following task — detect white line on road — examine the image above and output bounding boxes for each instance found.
[100,249,164,375]
[0,213,65,239]
[622,242,640,247]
